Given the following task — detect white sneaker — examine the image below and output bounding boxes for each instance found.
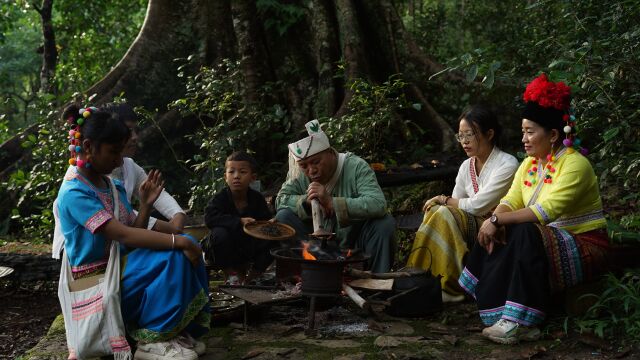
[482,318,541,345]
[134,339,199,360]
[177,333,206,356]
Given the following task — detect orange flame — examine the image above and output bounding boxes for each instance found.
[302,242,317,260]
[346,249,352,257]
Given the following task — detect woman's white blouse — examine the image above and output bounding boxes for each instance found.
[451,147,519,216]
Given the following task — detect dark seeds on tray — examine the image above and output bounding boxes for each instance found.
[259,224,282,237]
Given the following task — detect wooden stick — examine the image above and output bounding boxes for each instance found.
[311,199,324,234]
[342,283,368,309]
[347,268,426,279]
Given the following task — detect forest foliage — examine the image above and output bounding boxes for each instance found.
[2,0,639,240]
[1,0,638,240]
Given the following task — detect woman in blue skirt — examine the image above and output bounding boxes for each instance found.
[56,103,210,359]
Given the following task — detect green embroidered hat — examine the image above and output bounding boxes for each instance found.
[288,120,331,160]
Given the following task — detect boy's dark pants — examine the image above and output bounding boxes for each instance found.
[202,227,274,272]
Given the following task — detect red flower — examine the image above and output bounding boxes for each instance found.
[523,73,571,111]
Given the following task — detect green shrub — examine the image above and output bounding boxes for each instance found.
[576,270,640,342]
[2,105,67,240]
[170,58,292,212]
[323,75,429,163]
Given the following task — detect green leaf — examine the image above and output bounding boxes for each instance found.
[466,64,478,83]
[482,69,495,88]
[549,59,571,69]
[412,103,422,111]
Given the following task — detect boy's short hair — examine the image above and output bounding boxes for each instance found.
[226,151,258,173]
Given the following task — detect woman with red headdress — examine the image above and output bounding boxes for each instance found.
[458,74,610,344]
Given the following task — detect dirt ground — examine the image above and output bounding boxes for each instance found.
[1,240,638,359]
[0,280,59,359]
[5,282,639,360]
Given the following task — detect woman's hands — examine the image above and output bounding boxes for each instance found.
[139,169,164,210]
[477,218,505,254]
[422,194,449,212]
[176,235,203,267]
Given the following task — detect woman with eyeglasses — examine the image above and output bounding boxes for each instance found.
[406,104,518,302]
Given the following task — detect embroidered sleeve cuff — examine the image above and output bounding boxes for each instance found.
[333,197,350,228]
[85,209,113,233]
[530,203,551,225]
[500,199,515,211]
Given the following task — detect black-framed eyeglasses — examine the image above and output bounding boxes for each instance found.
[454,132,476,142]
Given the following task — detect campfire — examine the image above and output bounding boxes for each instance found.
[271,241,368,297]
[270,241,370,332]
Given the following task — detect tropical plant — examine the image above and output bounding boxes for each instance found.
[576,270,640,342]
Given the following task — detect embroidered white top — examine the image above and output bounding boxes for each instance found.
[451,146,519,216]
[52,158,185,259]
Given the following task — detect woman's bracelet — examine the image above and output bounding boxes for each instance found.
[444,196,451,205]
[171,234,176,250]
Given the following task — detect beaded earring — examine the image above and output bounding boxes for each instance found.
[67,106,97,168]
[524,149,556,187]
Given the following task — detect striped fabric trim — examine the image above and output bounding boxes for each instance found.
[71,259,107,275]
[499,199,514,210]
[130,289,210,342]
[527,179,544,207]
[110,336,131,353]
[549,210,606,228]
[469,157,479,194]
[464,210,480,248]
[85,209,112,233]
[458,267,478,299]
[479,302,546,326]
[540,226,584,291]
[534,203,551,223]
[502,301,546,326]
[479,306,504,326]
[71,293,104,321]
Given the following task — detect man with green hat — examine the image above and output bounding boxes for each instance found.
[275,120,395,272]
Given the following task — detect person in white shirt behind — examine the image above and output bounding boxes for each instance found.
[405,104,518,302]
[52,103,187,259]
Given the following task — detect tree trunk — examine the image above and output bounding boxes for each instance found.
[1,0,465,178]
[34,0,57,95]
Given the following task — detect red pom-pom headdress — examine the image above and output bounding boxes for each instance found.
[522,73,588,156]
[523,73,571,111]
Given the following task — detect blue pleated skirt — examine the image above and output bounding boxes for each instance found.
[120,236,210,342]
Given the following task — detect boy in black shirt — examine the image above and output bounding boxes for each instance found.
[202,152,273,285]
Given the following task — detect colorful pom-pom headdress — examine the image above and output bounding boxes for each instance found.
[67,106,98,168]
[522,73,587,156]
